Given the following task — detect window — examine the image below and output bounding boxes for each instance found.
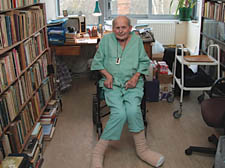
[57,0,179,25]
[57,0,98,25]
[108,0,179,19]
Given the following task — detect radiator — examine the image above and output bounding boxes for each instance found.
[137,20,176,45]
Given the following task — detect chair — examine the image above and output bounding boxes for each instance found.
[92,74,148,139]
[185,77,225,155]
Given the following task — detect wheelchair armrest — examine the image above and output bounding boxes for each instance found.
[92,70,103,84]
[210,77,225,98]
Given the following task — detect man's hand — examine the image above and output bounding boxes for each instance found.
[125,73,141,90]
[104,75,113,89]
[100,69,113,89]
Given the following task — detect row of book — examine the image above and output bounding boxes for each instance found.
[0,82,52,155]
[204,1,225,22]
[19,31,46,68]
[0,43,48,93]
[0,76,53,136]
[0,5,45,49]
[0,100,60,167]
[0,0,40,11]
[0,122,44,167]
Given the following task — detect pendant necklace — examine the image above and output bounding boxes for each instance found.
[116,39,127,65]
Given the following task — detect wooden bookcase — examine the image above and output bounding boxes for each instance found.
[200,0,225,78]
[0,1,55,158]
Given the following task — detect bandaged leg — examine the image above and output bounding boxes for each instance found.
[91,139,109,168]
[133,130,165,167]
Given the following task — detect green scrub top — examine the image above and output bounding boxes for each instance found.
[91,32,150,88]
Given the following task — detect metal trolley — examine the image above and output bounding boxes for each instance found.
[172,44,220,119]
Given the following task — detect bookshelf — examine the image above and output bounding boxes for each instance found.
[200,0,225,78]
[0,0,55,164]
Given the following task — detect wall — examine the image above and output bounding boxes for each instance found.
[175,21,200,54]
[40,0,57,21]
[186,22,201,54]
[175,21,187,45]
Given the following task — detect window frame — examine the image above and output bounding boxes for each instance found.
[56,0,198,23]
[104,0,178,20]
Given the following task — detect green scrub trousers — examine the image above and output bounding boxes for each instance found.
[101,84,144,140]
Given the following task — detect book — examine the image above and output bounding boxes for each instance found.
[5,15,12,46]
[23,137,38,157]
[40,118,52,125]
[2,156,24,168]
[35,157,44,168]
[8,122,22,153]
[30,146,40,165]
[0,22,3,49]
[2,134,12,156]
[31,122,41,137]
[0,14,9,48]
[41,107,57,118]
[47,18,68,27]
[44,126,55,141]
[47,99,57,108]
[42,124,53,136]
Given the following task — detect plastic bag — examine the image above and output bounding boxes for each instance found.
[152,40,165,54]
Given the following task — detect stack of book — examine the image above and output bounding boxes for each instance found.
[65,31,76,44]
[40,100,59,141]
[47,18,67,45]
[23,122,44,168]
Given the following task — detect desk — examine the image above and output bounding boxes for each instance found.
[50,37,152,59]
[143,42,152,59]
[50,37,99,56]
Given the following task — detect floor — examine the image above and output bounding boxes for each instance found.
[42,74,216,168]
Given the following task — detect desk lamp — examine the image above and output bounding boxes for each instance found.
[93,0,102,17]
[92,0,102,36]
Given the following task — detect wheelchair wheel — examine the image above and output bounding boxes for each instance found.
[185,148,192,155]
[92,95,98,125]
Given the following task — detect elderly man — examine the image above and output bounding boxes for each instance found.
[91,16,165,168]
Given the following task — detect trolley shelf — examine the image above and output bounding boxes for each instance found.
[172,44,220,119]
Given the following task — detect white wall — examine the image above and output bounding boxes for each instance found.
[175,21,201,54]
[40,0,57,21]
[175,21,187,45]
[186,22,201,54]
[175,0,202,54]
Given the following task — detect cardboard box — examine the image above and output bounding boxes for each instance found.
[152,53,164,61]
[158,70,173,84]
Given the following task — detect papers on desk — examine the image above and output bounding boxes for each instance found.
[75,38,98,44]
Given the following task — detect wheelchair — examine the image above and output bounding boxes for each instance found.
[92,74,148,139]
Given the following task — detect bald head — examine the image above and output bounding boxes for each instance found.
[112,16,132,41]
[112,16,131,28]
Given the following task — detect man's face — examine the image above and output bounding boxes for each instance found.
[113,17,132,41]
